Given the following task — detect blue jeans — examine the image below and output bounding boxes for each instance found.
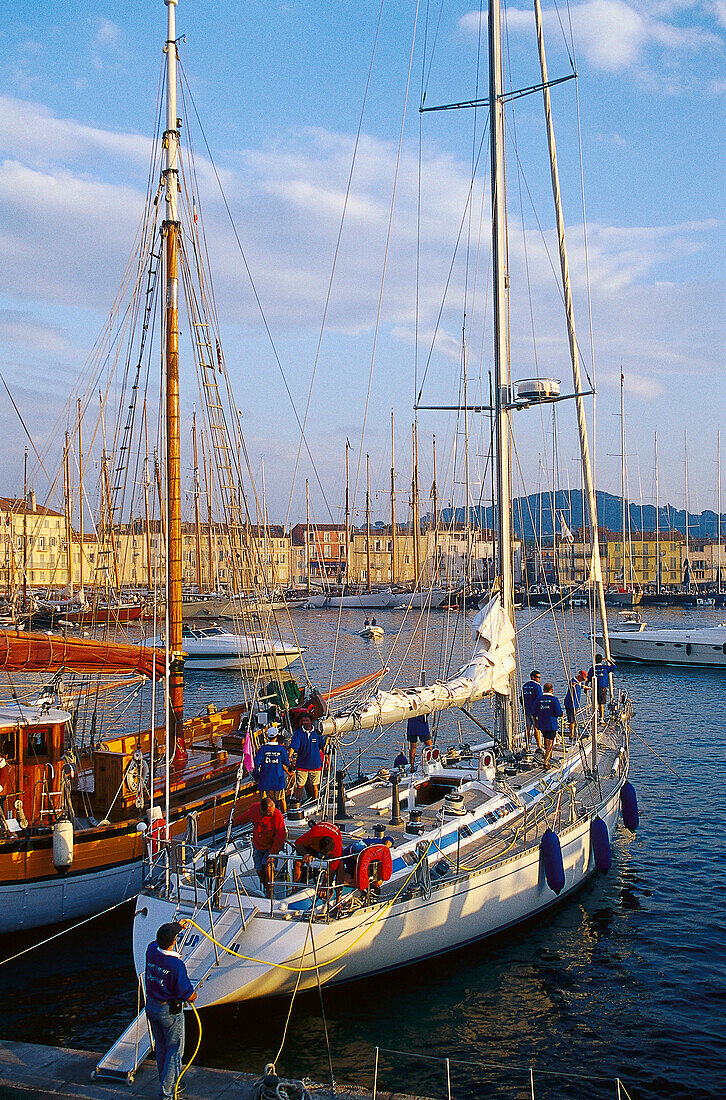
[146,999,185,1099]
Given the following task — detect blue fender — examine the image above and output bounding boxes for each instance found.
[393,753,408,770]
[620,781,639,832]
[540,828,565,894]
[590,815,611,873]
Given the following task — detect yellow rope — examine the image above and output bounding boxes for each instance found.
[174,1000,202,1099]
[184,843,432,974]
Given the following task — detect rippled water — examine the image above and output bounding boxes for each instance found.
[1,605,724,1099]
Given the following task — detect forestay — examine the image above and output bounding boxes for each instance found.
[320,595,515,737]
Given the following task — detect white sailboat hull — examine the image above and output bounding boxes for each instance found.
[306,592,399,609]
[132,785,623,1005]
[0,859,143,935]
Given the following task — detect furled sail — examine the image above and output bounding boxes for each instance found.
[0,631,164,680]
[320,595,515,738]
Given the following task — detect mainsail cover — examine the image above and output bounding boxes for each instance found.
[0,631,164,679]
[320,594,516,737]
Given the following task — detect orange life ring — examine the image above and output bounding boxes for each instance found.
[355,843,393,891]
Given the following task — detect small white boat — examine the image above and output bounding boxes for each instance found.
[359,624,384,640]
[145,625,304,672]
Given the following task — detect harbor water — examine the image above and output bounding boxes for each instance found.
[0,605,724,1099]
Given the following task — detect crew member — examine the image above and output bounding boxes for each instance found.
[254,726,292,812]
[406,714,433,770]
[293,821,342,884]
[522,670,543,751]
[563,671,589,741]
[234,795,286,897]
[587,654,616,721]
[145,922,197,1100]
[290,717,327,801]
[537,683,563,767]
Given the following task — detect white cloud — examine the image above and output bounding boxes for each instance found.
[93,18,121,48]
[461,0,722,72]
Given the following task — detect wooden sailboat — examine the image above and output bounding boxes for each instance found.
[0,1,269,933]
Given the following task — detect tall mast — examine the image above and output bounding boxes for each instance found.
[163,0,185,766]
[718,430,722,596]
[390,410,397,585]
[488,0,514,748]
[533,0,611,776]
[366,454,372,593]
[412,421,420,586]
[192,410,203,590]
[63,431,73,594]
[305,478,311,595]
[620,370,627,587]
[654,431,660,595]
[22,447,28,605]
[344,440,350,588]
[200,427,215,590]
[77,398,85,600]
[684,430,690,591]
[432,433,438,586]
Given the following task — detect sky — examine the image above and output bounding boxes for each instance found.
[0,0,723,532]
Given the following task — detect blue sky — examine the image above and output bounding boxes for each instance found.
[0,0,723,530]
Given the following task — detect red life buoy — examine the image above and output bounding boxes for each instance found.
[355,844,393,891]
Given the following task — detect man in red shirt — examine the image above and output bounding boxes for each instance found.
[292,821,342,884]
[234,796,286,897]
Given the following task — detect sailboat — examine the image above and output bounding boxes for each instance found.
[102,0,636,1049]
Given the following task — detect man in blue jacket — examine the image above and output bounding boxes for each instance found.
[254,726,292,812]
[521,670,543,751]
[587,654,616,721]
[145,921,197,1100]
[564,671,589,741]
[537,683,563,767]
[290,717,328,801]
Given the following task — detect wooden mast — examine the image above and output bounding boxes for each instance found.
[77,398,85,601]
[192,410,203,591]
[163,0,185,769]
[200,427,215,590]
[63,431,73,594]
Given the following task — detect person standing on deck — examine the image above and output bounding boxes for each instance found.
[522,671,543,751]
[290,716,328,801]
[564,671,589,741]
[406,714,433,770]
[233,795,286,897]
[587,654,617,721]
[537,683,563,767]
[144,922,197,1100]
[253,727,292,812]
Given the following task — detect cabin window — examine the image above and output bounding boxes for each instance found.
[656,642,665,647]
[686,644,692,656]
[28,726,49,758]
[673,643,683,648]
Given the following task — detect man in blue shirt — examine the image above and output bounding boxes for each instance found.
[521,670,543,751]
[587,654,616,721]
[254,727,292,812]
[290,717,328,801]
[564,671,589,741]
[406,715,433,770]
[145,922,196,1100]
[537,683,563,767]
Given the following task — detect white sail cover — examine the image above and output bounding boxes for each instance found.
[320,594,516,738]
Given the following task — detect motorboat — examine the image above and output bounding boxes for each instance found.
[358,624,384,640]
[145,624,304,673]
[599,623,726,667]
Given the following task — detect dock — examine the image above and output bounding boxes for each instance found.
[0,1040,427,1100]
